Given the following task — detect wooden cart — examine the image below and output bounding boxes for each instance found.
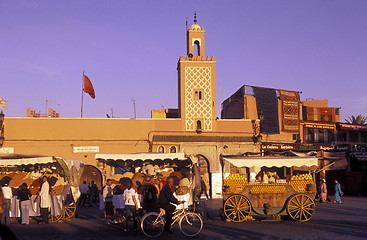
[221,156,318,222]
[0,154,83,222]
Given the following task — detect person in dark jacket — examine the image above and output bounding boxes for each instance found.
[158,177,183,233]
[17,183,32,224]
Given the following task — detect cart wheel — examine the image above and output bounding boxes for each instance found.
[286,194,315,222]
[61,200,77,220]
[49,214,62,223]
[223,194,251,222]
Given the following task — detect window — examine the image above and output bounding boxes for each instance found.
[293,134,300,141]
[306,128,314,143]
[337,131,347,142]
[196,120,202,131]
[349,131,359,143]
[169,146,177,153]
[194,89,203,100]
[194,40,200,56]
[157,146,165,153]
[361,132,367,143]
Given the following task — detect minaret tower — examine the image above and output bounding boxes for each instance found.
[178,13,217,132]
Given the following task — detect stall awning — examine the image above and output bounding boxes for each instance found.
[0,156,54,166]
[95,152,186,161]
[222,156,319,168]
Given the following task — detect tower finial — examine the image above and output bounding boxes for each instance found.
[194,11,197,24]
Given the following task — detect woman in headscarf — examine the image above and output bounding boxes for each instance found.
[320,179,328,203]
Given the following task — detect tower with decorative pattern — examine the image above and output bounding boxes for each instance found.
[178,14,217,132]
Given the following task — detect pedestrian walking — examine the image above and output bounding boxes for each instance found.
[79,181,88,207]
[17,182,32,225]
[333,179,343,204]
[89,181,99,206]
[320,179,328,203]
[200,179,210,200]
[0,185,4,221]
[1,181,12,225]
[102,179,114,224]
[141,176,158,213]
[123,182,138,232]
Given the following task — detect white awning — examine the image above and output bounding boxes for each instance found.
[222,156,319,168]
[0,156,54,166]
[95,152,186,161]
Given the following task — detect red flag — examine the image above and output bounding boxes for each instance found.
[83,74,95,99]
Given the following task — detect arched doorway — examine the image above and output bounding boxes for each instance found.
[80,165,103,190]
[197,154,212,199]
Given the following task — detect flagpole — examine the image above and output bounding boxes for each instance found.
[81,71,84,118]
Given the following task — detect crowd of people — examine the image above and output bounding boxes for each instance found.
[78,180,99,207]
[96,174,192,233]
[0,176,53,226]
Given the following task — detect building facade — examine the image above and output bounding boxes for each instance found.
[2,17,366,196]
[1,18,259,198]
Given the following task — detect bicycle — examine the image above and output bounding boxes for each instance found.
[140,207,203,237]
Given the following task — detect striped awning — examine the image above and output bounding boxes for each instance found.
[0,156,54,166]
[222,156,319,169]
[95,152,186,161]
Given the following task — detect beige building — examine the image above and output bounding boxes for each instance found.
[0,16,346,197]
[1,18,259,198]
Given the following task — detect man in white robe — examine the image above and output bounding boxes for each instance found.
[39,176,51,224]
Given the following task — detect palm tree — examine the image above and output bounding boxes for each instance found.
[345,114,367,125]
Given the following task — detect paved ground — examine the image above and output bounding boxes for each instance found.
[5,196,367,240]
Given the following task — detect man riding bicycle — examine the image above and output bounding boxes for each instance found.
[158,177,184,234]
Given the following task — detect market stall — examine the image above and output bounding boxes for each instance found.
[95,152,201,214]
[0,154,83,222]
[221,155,318,222]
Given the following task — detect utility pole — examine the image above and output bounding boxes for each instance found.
[132,97,136,119]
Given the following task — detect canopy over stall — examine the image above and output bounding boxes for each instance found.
[0,154,84,187]
[221,156,319,169]
[96,152,201,191]
[0,154,54,166]
[96,152,186,161]
[0,154,84,221]
[96,152,191,167]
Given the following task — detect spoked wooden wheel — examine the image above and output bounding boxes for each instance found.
[49,213,62,223]
[287,194,315,222]
[61,200,77,220]
[224,194,251,222]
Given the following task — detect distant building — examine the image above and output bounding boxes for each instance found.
[151,109,178,119]
[26,108,60,118]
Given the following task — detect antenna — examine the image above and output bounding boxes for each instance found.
[38,98,60,116]
[132,97,136,119]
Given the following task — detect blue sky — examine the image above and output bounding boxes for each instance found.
[1,0,366,120]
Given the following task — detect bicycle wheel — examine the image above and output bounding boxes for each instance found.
[140,212,165,237]
[179,212,203,237]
